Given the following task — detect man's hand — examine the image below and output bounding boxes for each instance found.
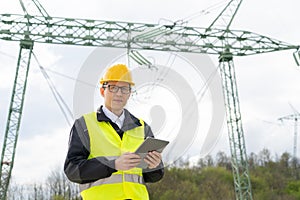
[115,152,141,171]
[144,151,162,169]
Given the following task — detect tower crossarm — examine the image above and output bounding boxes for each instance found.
[1,14,299,56]
[278,114,300,121]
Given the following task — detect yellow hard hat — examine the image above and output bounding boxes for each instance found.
[100,64,135,85]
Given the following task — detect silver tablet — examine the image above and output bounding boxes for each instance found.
[135,137,169,168]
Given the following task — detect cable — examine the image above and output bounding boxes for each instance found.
[288,102,300,115]
[180,0,230,23]
[143,53,177,100]
[196,67,219,103]
[32,52,73,126]
[0,51,15,60]
[43,67,96,88]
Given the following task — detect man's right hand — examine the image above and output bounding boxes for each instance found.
[115,152,141,171]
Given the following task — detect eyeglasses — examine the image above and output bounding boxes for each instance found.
[104,85,131,94]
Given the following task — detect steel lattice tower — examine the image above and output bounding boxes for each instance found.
[0,0,299,199]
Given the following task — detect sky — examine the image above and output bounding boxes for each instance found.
[0,0,300,185]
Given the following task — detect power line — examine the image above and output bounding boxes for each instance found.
[32,52,73,126]
[43,67,97,88]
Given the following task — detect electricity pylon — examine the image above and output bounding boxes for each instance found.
[0,0,299,199]
[278,111,300,179]
[279,112,300,161]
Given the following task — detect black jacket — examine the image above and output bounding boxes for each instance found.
[64,106,164,184]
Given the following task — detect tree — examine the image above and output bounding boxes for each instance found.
[46,167,80,200]
[258,148,271,166]
[216,151,231,169]
[248,152,258,169]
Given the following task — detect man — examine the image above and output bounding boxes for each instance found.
[64,64,164,200]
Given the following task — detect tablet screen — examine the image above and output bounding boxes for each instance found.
[135,137,169,154]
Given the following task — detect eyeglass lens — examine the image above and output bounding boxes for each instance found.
[107,85,131,94]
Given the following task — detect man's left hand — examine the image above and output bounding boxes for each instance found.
[144,151,162,169]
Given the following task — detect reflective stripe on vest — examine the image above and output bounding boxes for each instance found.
[80,112,149,200]
[79,174,145,192]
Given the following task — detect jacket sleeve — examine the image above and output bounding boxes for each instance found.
[142,122,165,183]
[64,117,117,184]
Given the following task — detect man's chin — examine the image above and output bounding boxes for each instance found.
[111,105,124,112]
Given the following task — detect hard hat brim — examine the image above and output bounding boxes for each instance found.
[100,79,135,86]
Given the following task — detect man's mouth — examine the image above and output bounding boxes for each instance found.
[113,99,123,103]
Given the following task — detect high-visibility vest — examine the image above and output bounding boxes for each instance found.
[80,112,149,200]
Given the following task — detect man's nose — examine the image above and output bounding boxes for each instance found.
[116,88,123,95]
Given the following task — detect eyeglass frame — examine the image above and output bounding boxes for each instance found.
[102,84,132,94]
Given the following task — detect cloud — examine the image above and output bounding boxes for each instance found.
[0,0,300,184]
[12,126,69,184]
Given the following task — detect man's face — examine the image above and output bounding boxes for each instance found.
[100,81,131,114]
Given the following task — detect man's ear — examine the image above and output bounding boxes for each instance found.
[100,87,105,97]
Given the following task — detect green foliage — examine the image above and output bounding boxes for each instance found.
[147,150,300,200]
[8,150,300,199]
[286,181,300,199]
[147,167,234,200]
[52,195,65,200]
